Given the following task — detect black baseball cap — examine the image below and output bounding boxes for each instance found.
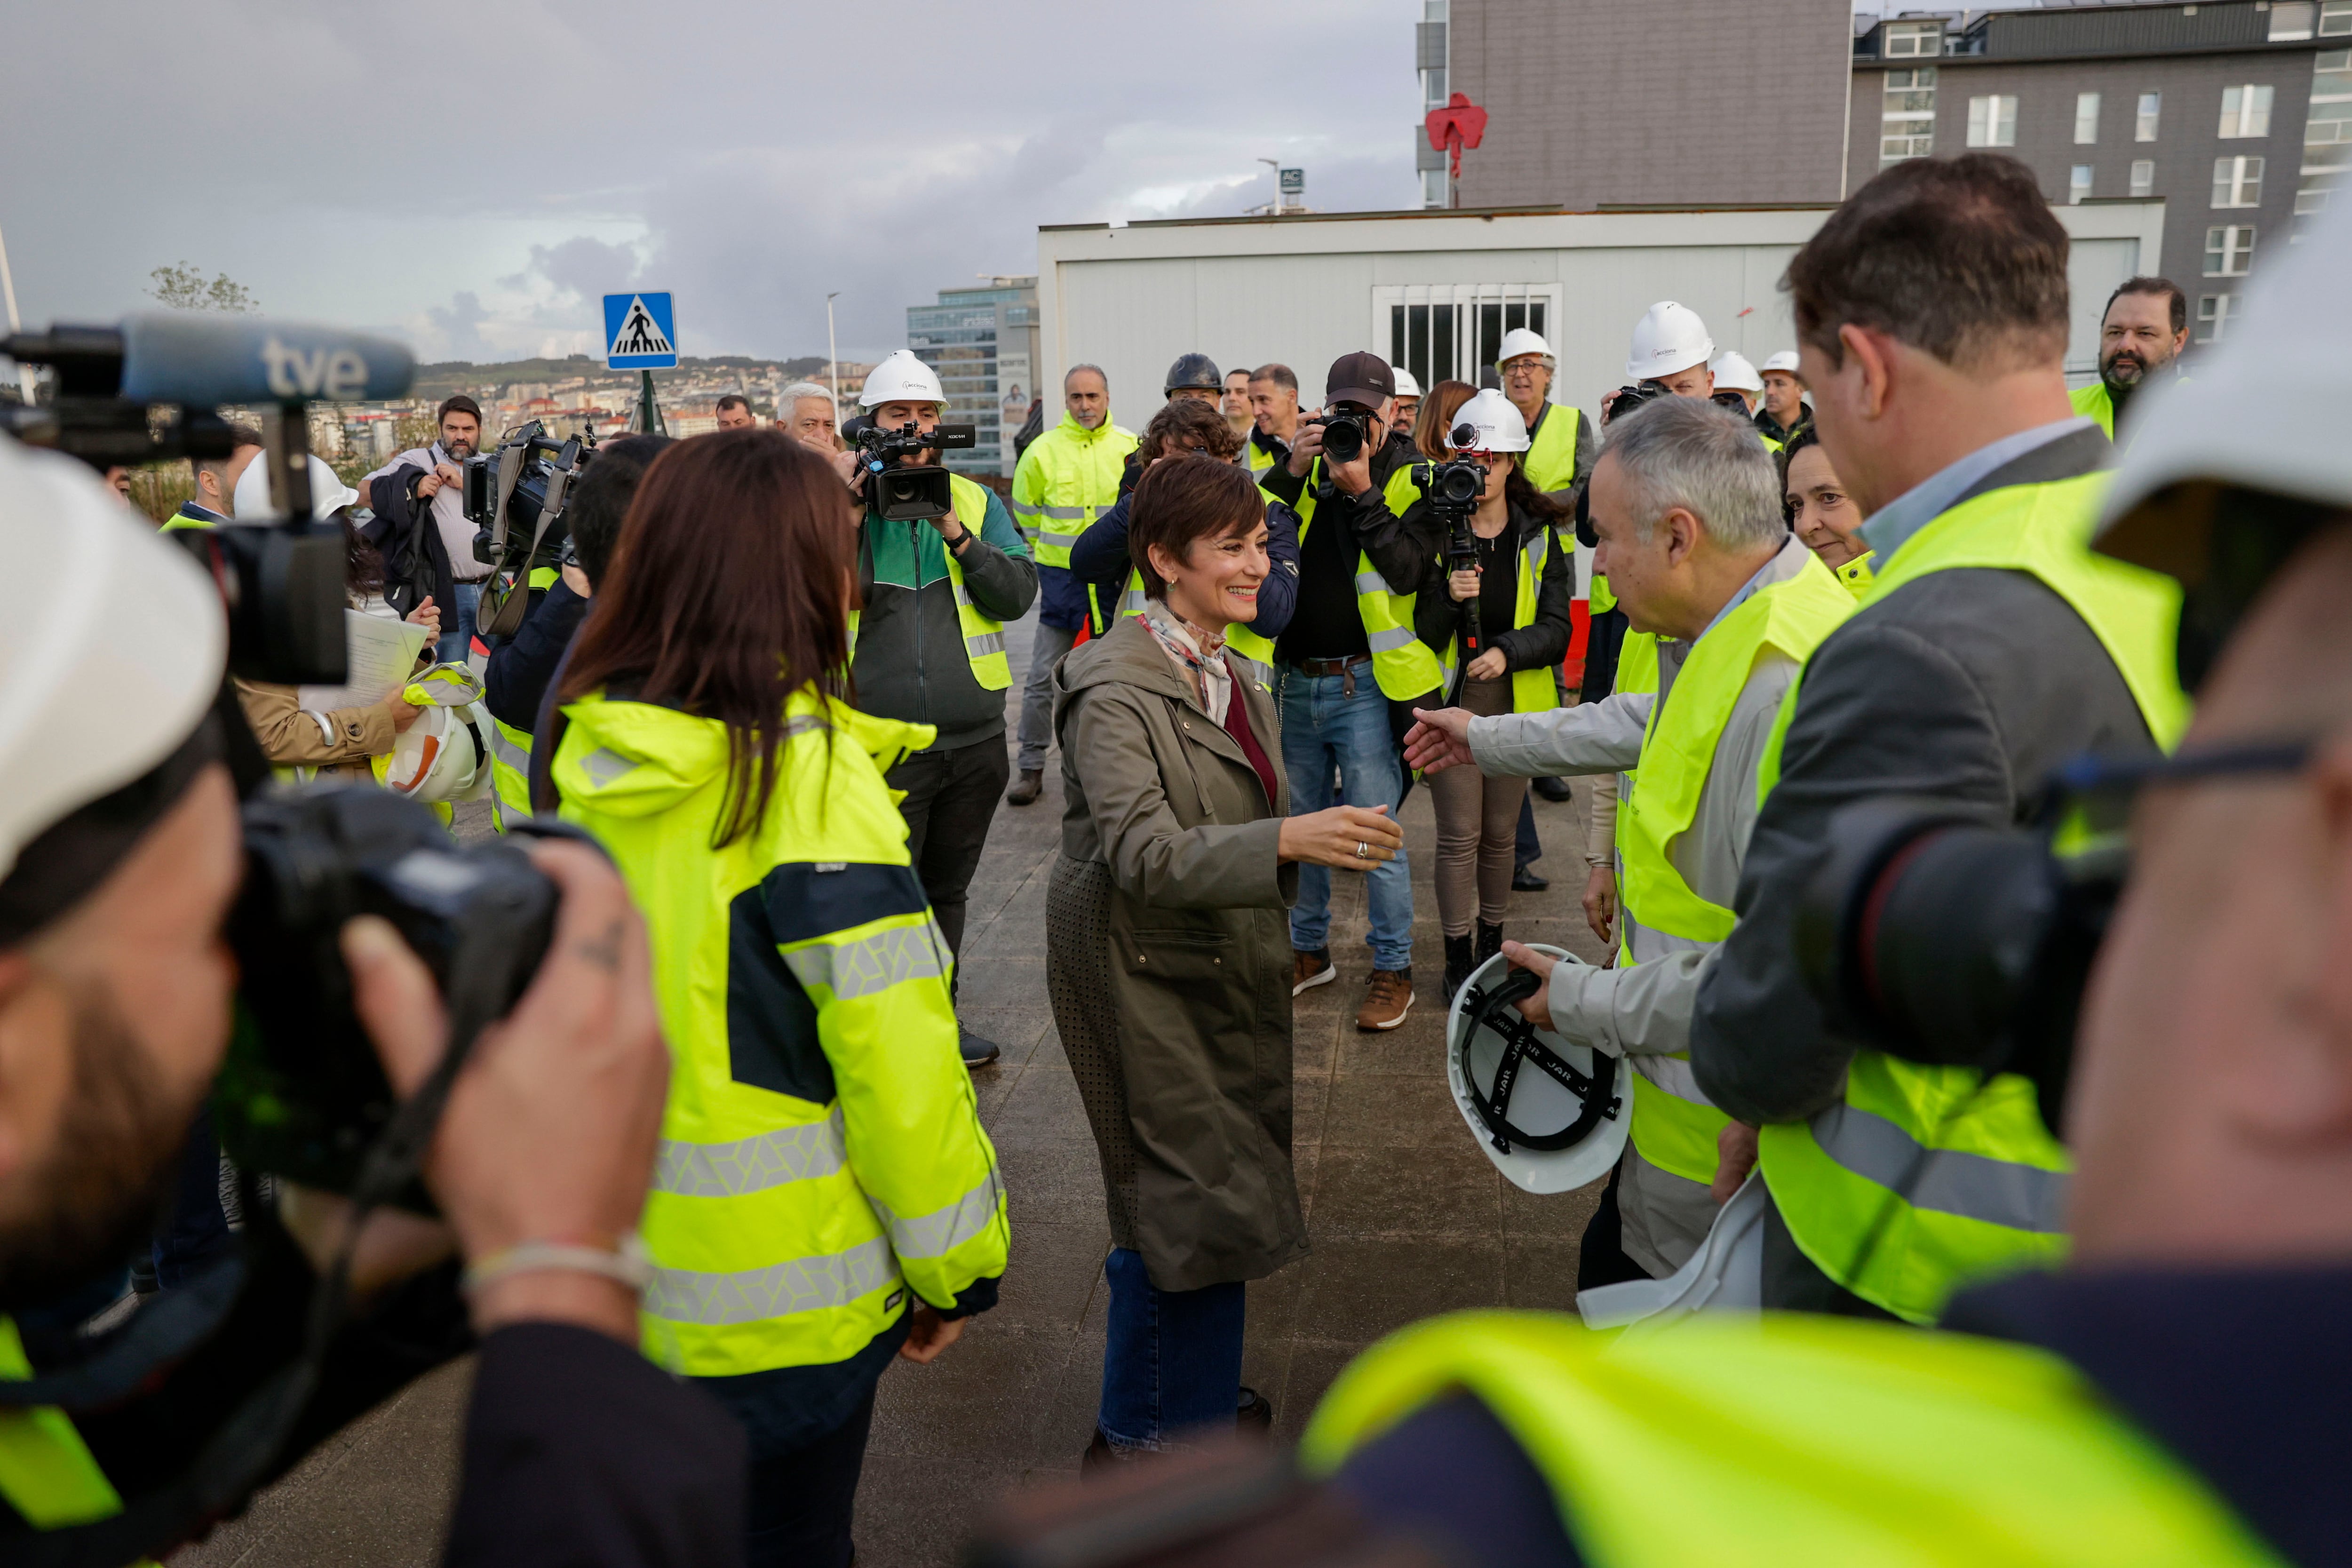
[1325,351,1396,409]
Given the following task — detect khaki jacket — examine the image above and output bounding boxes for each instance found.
[1046,615,1304,1290]
[235,679,395,783]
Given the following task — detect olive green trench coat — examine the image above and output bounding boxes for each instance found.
[1045,614,1305,1292]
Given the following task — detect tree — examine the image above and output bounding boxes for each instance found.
[147,262,258,314]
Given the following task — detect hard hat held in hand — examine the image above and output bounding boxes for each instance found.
[1447,946,1630,1194]
[1710,350,1763,393]
[859,350,946,409]
[233,452,361,522]
[1495,327,1553,369]
[373,663,493,805]
[1447,389,1531,454]
[1627,302,1714,382]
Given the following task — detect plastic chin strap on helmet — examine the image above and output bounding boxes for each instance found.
[1457,967,1619,1155]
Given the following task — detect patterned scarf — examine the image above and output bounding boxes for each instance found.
[1140,599,1233,724]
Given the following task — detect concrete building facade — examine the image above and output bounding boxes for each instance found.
[1847,1,2348,341]
[1423,0,1856,210]
[1421,0,2346,322]
[906,277,1042,476]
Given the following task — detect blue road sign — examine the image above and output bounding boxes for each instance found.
[604,292,678,369]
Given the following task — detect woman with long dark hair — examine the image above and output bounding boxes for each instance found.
[546,429,1009,1568]
[1409,389,1576,1001]
[1050,454,1403,1462]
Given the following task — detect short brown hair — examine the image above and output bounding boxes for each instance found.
[2106,275,2187,337]
[438,394,483,427]
[1129,455,1264,601]
[715,393,751,416]
[1142,398,1243,463]
[1248,363,1298,394]
[1783,153,2069,374]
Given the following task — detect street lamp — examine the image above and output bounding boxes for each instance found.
[0,221,34,405]
[826,293,841,417]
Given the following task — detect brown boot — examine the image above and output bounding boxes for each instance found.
[1006,768,1044,806]
[1356,968,1414,1031]
[1292,948,1336,995]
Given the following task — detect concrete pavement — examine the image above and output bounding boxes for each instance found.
[172,608,1614,1568]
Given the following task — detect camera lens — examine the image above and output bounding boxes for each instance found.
[1323,416,1365,463]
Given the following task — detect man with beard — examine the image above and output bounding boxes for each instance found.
[2072,277,2187,441]
[365,395,493,661]
[0,437,743,1565]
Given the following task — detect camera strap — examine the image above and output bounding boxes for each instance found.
[0,940,517,1565]
[478,453,577,642]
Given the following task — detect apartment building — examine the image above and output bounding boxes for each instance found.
[905,277,1042,477]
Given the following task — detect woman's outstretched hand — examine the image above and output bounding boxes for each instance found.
[1278,804,1405,870]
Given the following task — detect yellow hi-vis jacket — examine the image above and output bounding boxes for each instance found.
[1292,460,1444,700]
[1301,1312,2280,1567]
[1010,412,1134,570]
[1753,470,2189,1325]
[1613,557,1854,1185]
[553,686,1009,1378]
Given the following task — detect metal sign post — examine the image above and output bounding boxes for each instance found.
[604,291,676,436]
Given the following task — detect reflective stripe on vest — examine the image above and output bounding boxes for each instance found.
[0,1319,122,1529]
[1437,524,1563,716]
[1294,462,1445,700]
[1755,468,2190,1323]
[1299,1312,2282,1567]
[844,473,1013,691]
[1011,417,1134,569]
[1613,559,1854,1184]
[487,715,533,832]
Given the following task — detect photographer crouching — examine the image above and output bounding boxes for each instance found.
[0,439,741,1565]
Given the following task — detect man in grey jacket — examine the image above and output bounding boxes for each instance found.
[1689,153,2183,1321]
[1406,398,1849,1285]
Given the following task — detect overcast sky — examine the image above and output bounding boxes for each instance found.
[8,0,1440,364]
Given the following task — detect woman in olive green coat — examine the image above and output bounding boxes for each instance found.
[1047,455,1403,1461]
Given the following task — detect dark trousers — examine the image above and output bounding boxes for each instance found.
[884,735,1012,983]
[1759,1197,1903,1323]
[1514,792,1542,875]
[1574,1160,1652,1293]
[744,1390,875,1568]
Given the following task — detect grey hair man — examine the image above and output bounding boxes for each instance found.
[1404,395,1856,1285]
[777,381,841,451]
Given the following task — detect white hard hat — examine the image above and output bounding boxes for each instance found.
[233,452,360,522]
[1392,366,1423,399]
[1446,389,1531,454]
[0,438,226,884]
[1710,351,1763,393]
[1447,946,1631,1194]
[1760,350,1803,376]
[858,349,946,409]
[374,664,493,805]
[1495,327,1554,369]
[2098,191,2352,584]
[1627,302,1714,381]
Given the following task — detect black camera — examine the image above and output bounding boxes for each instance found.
[1794,796,2127,1136]
[1415,450,1486,510]
[169,522,351,685]
[465,420,588,639]
[1307,411,1373,465]
[855,419,977,521]
[1710,390,1755,414]
[1603,381,1669,424]
[215,786,564,1202]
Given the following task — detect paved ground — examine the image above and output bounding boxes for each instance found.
[173,611,1615,1568]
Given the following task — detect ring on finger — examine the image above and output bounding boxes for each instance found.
[1355,840,1369,860]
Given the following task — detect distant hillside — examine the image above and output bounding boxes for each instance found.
[410,353,828,398]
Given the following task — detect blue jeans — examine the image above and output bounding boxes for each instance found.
[1279,665,1413,971]
[1099,1248,1245,1449]
[437,579,482,665]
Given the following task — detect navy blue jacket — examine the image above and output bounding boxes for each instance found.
[1068,492,1301,641]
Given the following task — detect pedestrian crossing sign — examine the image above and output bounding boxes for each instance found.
[604,292,678,369]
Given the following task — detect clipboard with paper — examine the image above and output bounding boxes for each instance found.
[296,610,430,713]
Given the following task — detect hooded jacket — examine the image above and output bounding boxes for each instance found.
[853,489,1036,752]
[551,686,1008,1454]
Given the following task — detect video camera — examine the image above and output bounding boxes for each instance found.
[1,314,564,1205]
[1792,785,2132,1138]
[464,419,590,639]
[855,418,977,521]
[1602,380,1669,425]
